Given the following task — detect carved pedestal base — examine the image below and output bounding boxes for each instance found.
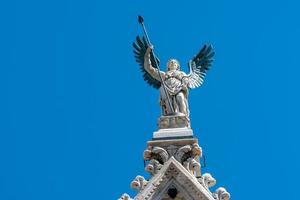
[158,113,190,129]
[153,128,193,140]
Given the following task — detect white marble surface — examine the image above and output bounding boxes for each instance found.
[153,127,193,139]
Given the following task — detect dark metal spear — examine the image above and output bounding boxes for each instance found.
[138,15,175,114]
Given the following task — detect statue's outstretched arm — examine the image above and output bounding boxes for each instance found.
[144,47,165,81]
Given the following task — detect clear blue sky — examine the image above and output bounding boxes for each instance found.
[0,0,299,199]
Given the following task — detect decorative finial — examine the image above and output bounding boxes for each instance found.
[138,15,144,24]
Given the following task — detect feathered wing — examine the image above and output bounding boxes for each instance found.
[133,36,161,89]
[185,44,215,89]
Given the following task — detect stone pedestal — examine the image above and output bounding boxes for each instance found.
[158,113,190,129]
[153,127,193,140]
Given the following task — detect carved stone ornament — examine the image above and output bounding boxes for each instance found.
[118,193,133,200]
[213,187,231,200]
[199,173,216,191]
[130,175,148,192]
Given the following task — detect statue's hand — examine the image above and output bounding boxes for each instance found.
[146,45,153,54]
[182,77,189,90]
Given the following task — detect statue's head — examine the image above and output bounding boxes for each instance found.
[167,59,180,71]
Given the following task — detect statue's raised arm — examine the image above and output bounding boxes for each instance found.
[133,36,162,89]
[144,46,165,82]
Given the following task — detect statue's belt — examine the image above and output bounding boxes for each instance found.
[164,85,183,96]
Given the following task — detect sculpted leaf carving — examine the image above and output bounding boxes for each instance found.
[191,143,202,159]
[152,146,169,163]
[143,146,153,160]
[130,175,148,192]
[183,157,201,177]
[175,145,192,162]
[213,187,231,200]
[118,193,133,200]
[201,173,216,190]
[144,146,169,163]
[145,159,163,175]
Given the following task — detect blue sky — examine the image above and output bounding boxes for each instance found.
[0,0,299,199]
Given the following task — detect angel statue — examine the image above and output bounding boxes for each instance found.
[133,36,214,129]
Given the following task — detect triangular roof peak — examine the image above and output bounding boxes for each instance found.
[134,157,214,200]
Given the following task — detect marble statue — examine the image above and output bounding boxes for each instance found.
[133,37,214,128]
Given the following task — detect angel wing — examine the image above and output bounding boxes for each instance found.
[185,44,215,89]
[133,36,161,89]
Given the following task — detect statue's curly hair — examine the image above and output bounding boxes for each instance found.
[167,59,180,70]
